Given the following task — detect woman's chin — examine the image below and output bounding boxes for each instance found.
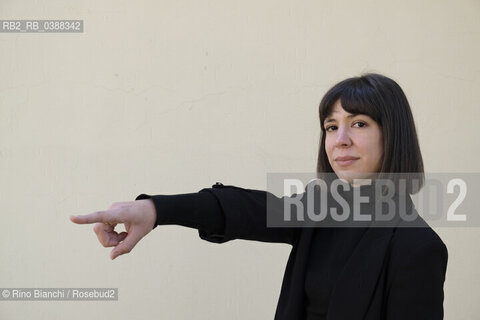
[334,171,378,185]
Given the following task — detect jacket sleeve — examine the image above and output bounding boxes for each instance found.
[135,190,226,235]
[385,239,448,320]
[135,182,303,245]
[197,183,302,245]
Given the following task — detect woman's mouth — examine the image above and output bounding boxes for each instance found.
[335,156,359,167]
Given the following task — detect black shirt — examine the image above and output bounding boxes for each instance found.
[304,227,368,319]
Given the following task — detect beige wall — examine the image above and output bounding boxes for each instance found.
[1,0,479,319]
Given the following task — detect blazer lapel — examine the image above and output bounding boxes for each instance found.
[326,226,395,320]
[326,193,413,320]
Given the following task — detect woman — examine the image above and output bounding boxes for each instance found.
[71,73,448,319]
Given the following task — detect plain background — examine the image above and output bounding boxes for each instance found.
[0,1,479,319]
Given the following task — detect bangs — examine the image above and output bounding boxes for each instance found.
[319,79,382,126]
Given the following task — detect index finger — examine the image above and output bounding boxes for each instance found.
[70,210,119,225]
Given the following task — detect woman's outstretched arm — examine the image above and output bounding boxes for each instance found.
[70,182,301,260]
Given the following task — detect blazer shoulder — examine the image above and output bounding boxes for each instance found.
[388,216,448,272]
[392,216,447,250]
[385,220,448,319]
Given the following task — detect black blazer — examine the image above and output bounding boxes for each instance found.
[198,183,448,320]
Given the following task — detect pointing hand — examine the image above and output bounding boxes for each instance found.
[70,199,156,260]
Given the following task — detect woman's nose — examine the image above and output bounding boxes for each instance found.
[335,127,352,147]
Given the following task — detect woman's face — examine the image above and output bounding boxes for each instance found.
[324,99,383,183]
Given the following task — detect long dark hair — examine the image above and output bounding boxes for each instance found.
[316,73,424,193]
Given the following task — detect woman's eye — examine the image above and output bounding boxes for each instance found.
[353,121,366,128]
[325,125,337,132]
